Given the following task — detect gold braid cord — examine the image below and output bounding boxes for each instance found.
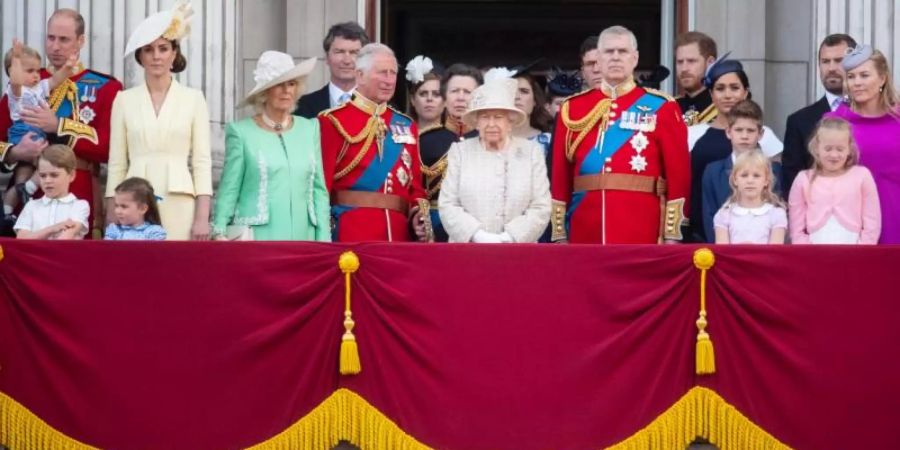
[421,155,448,198]
[561,99,612,162]
[326,113,380,181]
[47,79,78,114]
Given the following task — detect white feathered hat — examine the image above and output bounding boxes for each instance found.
[123,0,194,58]
[238,51,317,107]
[462,78,527,128]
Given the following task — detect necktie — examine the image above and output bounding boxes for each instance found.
[338,93,351,105]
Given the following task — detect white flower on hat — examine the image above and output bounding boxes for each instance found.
[405,55,434,84]
[483,67,516,84]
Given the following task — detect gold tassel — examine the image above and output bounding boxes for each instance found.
[693,248,716,375]
[339,251,361,376]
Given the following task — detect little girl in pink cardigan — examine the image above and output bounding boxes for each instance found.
[789,117,881,244]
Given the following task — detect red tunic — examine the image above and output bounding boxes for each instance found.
[319,95,426,242]
[550,81,690,244]
[0,66,122,235]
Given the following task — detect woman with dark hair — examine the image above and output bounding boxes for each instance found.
[684,54,782,242]
[512,72,554,157]
[829,44,900,243]
[106,1,212,240]
[405,55,445,133]
[417,63,483,242]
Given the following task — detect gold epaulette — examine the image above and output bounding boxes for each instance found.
[317,101,349,119]
[560,98,612,162]
[644,88,676,102]
[696,104,719,124]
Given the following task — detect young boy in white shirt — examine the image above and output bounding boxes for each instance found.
[14,144,89,240]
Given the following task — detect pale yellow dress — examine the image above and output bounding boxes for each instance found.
[107,79,213,240]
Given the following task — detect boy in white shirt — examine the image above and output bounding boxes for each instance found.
[14,144,89,240]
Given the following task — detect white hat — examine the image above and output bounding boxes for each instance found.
[462,78,527,128]
[124,0,194,58]
[238,51,317,108]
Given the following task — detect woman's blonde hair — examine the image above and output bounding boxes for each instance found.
[847,49,900,116]
[806,116,859,186]
[249,77,306,114]
[725,149,784,208]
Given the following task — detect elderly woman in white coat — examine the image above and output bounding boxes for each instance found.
[438,78,551,243]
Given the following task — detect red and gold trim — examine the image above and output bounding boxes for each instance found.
[663,198,685,241]
[551,199,567,242]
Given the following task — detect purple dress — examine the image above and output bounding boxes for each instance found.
[828,105,900,244]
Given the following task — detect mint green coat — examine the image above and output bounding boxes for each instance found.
[212,117,331,241]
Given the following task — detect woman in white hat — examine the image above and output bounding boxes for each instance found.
[437,78,551,243]
[211,51,330,241]
[106,0,212,240]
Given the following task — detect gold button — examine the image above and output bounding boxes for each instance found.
[667,226,674,231]
[611,103,619,109]
[605,157,612,163]
[604,167,612,173]
[609,111,617,118]
[556,226,563,231]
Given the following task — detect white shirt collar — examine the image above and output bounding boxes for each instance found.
[328,82,355,108]
[824,91,843,111]
[39,193,76,205]
[731,202,774,216]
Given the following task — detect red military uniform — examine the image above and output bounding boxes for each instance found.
[319,94,426,242]
[0,64,123,235]
[550,79,690,243]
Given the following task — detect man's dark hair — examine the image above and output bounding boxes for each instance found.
[322,22,370,53]
[818,33,857,58]
[579,36,599,59]
[440,63,483,97]
[675,31,718,60]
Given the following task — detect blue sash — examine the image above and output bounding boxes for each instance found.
[578,93,666,175]
[350,113,411,191]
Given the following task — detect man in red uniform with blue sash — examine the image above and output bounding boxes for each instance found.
[0,9,122,237]
[319,43,427,242]
[550,26,690,244]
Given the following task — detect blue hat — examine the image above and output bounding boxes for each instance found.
[547,69,583,97]
[702,51,744,88]
[842,44,874,71]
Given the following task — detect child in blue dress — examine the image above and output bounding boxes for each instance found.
[104,178,167,240]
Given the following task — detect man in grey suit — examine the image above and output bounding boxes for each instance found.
[293,22,370,118]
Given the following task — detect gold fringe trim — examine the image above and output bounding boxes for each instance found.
[0,391,99,449]
[247,389,431,450]
[606,387,792,450]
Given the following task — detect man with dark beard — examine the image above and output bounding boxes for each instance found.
[782,33,857,192]
[674,31,717,126]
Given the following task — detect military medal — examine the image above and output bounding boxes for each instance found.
[630,132,648,154]
[401,149,412,169]
[396,166,410,187]
[79,105,96,124]
[629,154,648,173]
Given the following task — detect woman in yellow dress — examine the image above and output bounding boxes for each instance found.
[106,1,212,240]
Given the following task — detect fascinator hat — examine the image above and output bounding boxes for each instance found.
[702,51,745,88]
[842,44,874,71]
[547,69,583,97]
[124,0,194,58]
[462,78,527,128]
[239,51,317,108]
[405,55,438,84]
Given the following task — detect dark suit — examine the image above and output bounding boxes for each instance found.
[293,84,331,119]
[701,156,783,243]
[782,96,830,194]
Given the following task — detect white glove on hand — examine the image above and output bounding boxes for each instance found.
[472,230,504,243]
[499,232,514,243]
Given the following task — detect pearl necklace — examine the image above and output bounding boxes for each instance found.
[261,113,291,131]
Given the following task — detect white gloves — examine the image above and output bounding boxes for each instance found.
[472,230,514,244]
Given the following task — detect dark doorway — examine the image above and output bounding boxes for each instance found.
[383,0,662,73]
